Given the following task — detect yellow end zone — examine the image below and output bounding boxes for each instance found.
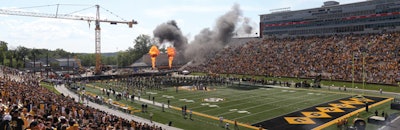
[340,100,364,105]
[329,103,356,108]
[349,97,375,102]
[302,112,332,118]
[312,98,393,130]
[284,117,316,124]
[316,107,344,113]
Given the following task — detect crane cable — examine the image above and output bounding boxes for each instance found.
[65,5,96,15]
[100,6,126,21]
[12,4,92,9]
[12,4,58,9]
[6,4,128,22]
[11,4,96,18]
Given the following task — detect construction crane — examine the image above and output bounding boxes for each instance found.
[0,4,137,75]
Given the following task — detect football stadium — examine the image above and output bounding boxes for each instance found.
[1,0,400,130]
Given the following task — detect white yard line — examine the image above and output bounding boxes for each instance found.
[234,93,342,121]
[208,90,307,114]
[378,116,400,130]
[190,88,291,110]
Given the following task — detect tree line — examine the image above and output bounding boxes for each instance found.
[0,34,154,69]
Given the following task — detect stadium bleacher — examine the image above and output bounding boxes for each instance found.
[188,32,400,85]
[0,66,164,130]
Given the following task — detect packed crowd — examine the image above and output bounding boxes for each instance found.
[188,32,400,84]
[0,66,164,130]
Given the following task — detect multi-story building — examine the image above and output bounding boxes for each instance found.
[260,0,400,38]
[55,58,79,68]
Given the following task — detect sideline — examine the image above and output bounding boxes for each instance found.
[169,106,262,130]
[378,116,400,130]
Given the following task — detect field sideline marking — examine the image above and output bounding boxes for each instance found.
[282,85,392,99]
[379,115,400,130]
[169,106,263,130]
[312,97,394,130]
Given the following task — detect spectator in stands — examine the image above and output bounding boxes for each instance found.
[187,32,400,85]
[0,66,164,130]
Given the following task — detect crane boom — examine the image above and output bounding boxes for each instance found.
[0,8,94,21]
[0,8,138,24]
[0,7,137,25]
[0,5,137,75]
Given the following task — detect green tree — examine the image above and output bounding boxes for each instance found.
[133,34,152,54]
[117,51,128,66]
[54,48,69,58]
[15,46,29,68]
[115,34,153,67]
[28,49,42,61]
[0,41,8,65]
[78,54,95,67]
[5,50,13,67]
[118,48,137,67]
[102,55,116,65]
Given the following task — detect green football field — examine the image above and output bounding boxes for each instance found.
[150,85,348,124]
[82,81,377,130]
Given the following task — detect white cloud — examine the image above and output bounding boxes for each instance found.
[241,5,269,12]
[9,19,90,40]
[144,5,229,19]
[0,17,94,52]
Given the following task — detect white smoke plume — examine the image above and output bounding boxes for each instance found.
[242,17,253,34]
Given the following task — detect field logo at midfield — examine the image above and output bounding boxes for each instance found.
[203,98,224,102]
[179,86,215,91]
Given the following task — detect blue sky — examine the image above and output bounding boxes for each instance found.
[0,0,362,53]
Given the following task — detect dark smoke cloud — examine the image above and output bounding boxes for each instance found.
[184,4,242,64]
[242,17,253,34]
[153,20,188,51]
[151,4,252,64]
